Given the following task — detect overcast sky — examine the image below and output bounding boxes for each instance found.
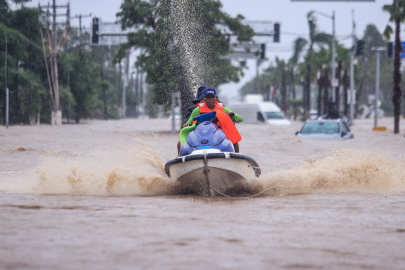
[25,0,394,101]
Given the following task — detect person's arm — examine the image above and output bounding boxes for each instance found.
[183,105,196,125]
[224,107,243,123]
[186,107,201,124]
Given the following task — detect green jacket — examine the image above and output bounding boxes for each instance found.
[186,106,243,124]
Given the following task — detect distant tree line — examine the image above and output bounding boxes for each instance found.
[240,11,405,123]
[0,0,138,125]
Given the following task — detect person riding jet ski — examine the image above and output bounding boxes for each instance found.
[182,88,243,152]
[183,86,226,125]
[168,89,259,196]
[177,86,227,154]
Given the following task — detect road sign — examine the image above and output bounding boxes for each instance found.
[223,43,265,59]
[92,20,137,46]
[331,79,338,87]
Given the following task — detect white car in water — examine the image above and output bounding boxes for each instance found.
[230,102,291,125]
[296,119,354,140]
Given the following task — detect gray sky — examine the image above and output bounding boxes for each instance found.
[26,0,394,101]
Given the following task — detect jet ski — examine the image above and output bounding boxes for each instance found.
[165,112,261,196]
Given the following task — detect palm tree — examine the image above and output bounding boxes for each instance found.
[335,44,350,113]
[292,11,330,115]
[290,38,308,99]
[263,63,281,104]
[275,57,288,113]
[383,0,405,134]
[313,47,331,115]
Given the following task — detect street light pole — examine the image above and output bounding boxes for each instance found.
[331,11,336,102]
[375,50,380,127]
[350,48,355,121]
[349,9,356,122]
[5,34,8,129]
[371,46,386,128]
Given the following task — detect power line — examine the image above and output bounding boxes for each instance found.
[0,23,42,50]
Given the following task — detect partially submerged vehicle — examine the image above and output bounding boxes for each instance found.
[230,102,291,125]
[165,112,261,196]
[296,119,354,140]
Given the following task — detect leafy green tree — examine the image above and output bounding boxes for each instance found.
[0,0,130,125]
[312,47,330,114]
[18,69,48,123]
[334,43,350,114]
[58,52,98,123]
[116,0,254,121]
[0,2,53,124]
[59,85,76,121]
[274,58,288,113]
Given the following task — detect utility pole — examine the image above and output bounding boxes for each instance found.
[67,54,70,123]
[71,13,91,56]
[375,49,381,127]
[371,47,386,128]
[38,1,70,125]
[349,9,356,122]
[254,60,259,94]
[53,0,56,57]
[5,34,8,129]
[331,11,336,102]
[52,0,59,116]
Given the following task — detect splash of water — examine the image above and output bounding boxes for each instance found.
[31,139,174,196]
[4,144,404,197]
[252,149,405,195]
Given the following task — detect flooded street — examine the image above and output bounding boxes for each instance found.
[1,118,405,269]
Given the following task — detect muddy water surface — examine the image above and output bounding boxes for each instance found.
[1,118,405,269]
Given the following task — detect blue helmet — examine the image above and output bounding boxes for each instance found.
[203,88,217,97]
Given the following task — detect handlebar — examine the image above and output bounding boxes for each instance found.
[210,112,235,124]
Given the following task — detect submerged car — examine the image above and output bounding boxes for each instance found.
[296,119,354,140]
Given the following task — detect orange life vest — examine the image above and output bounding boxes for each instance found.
[216,110,241,144]
[198,101,224,114]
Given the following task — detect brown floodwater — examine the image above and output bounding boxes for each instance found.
[1,117,405,269]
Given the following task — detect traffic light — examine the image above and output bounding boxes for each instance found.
[387,42,393,58]
[92,17,99,45]
[355,40,364,56]
[260,43,266,60]
[273,23,280,43]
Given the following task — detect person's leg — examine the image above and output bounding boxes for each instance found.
[177,141,181,155]
[233,142,239,153]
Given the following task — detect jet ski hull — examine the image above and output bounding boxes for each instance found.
[165,150,261,196]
